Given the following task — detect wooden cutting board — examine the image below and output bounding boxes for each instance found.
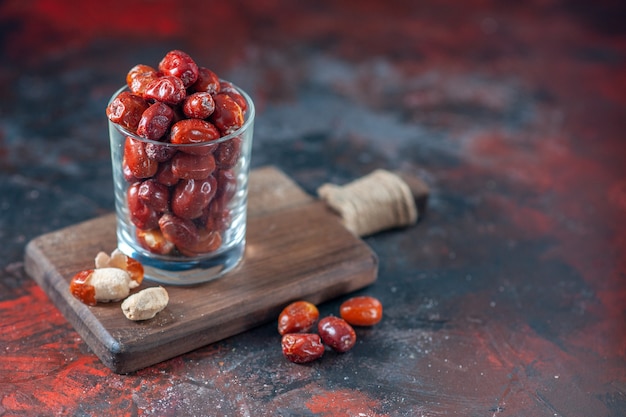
[24,166,378,374]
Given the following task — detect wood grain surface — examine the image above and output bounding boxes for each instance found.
[24,166,378,374]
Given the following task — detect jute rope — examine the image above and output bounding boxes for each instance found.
[317,169,418,237]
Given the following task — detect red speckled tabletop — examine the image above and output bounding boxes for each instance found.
[1,0,625,416]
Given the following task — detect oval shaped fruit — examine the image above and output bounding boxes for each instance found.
[215,136,242,169]
[154,160,179,186]
[339,296,383,326]
[137,102,174,141]
[219,81,248,112]
[200,201,231,233]
[277,301,319,335]
[170,119,220,155]
[158,49,199,87]
[214,169,237,206]
[191,67,220,94]
[210,93,244,135]
[143,75,186,105]
[318,316,357,353]
[177,229,222,257]
[171,177,217,220]
[127,182,160,230]
[126,64,159,95]
[122,157,139,183]
[124,137,158,179]
[158,213,199,250]
[281,333,324,364]
[106,91,149,132]
[183,92,215,119]
[137,179,170,213]
[145,142,177,162]
[171,152,216,180]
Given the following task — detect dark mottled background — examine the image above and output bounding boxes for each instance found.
[1,0,625,416]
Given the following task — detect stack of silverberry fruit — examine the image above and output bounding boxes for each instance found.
[106,50,252,259]
[278,296,383,364]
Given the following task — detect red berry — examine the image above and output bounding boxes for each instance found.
[278,301,319,335]
[318,316,357,353]
[339,296,383,326]
[281,333,324,364]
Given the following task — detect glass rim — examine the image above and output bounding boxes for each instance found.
[108,81,255,147]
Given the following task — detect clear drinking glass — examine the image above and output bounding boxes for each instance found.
[108,84,254,285]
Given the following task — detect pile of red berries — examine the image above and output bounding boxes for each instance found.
[278,296,383,364]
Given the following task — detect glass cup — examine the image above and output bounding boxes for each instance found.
[107,84,254,285]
